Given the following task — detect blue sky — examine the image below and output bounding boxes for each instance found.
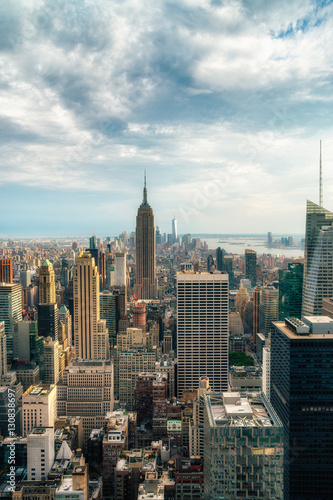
[1,0,333,237]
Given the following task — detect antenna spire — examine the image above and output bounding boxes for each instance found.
[320,140,323,207]
[143,170,148,205]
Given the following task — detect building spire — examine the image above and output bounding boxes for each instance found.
[319,140,323,207]
[143,170,148,205]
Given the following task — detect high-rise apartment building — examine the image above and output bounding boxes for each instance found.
[73,252,109,359]
[177,271,229,397]
[135,175,158,300]
[279,263,303,320]
[302,200,333,316]
[0,259,13,283]
[259,286,279,337]
[245,249,257,287]
[271,317,333,499]
[22,384,57,437]
[203,392,283,500]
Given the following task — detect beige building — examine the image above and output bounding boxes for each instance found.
[73,252,109,360]
[39,260,56,304]
[43,337,60,385]
[57,359,114,441]
[114,326,158,408]
[22,384,57,437]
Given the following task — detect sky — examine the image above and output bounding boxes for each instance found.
[1,0,333,238]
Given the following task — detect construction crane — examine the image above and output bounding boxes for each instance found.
[133,280,144,302]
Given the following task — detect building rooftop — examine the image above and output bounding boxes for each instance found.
[273,319,333,340]
[205,392,282,428]
[42,260,52,267]
[24,384,56,396]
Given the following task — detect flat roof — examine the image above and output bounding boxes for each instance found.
[303,315,333,324]
[24,384,55,396]
[206,392,281,428]
[273,321,333,340]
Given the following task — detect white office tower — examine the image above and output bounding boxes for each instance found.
[22,384,57,437]
[262,346,271,401]
[177,271,229,398]
[27,427,54,481]
[73,252,109,360]
[0,321,7,376]
[115,252,126,286]
[172,216,178,243]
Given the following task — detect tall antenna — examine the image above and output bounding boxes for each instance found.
[319,140,323,207]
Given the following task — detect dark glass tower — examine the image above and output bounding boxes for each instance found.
[245,249,257,287]
[135,175,158,299]
[271,317,333,500]
[279,263,304,320]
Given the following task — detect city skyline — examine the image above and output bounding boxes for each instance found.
[2,1,333,236]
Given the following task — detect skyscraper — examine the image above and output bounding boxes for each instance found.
[177,271,229,397]
[39,260,56,304]
[302,200,333,316]
[115,252,126,286]
[271,317,333,499]
[0,259,13,283]
[172,215,178,243]
[73,252,109,360]
[245,249,257,287]
[0,283,22,362]
[259,286,279,337]
[279,263,304,320]
[216,247,224,271]
[38,260,58,341]
[135,175,158,300]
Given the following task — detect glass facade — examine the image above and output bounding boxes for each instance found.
[271,320,333,499]
[203,392,283,499]
[302,200,333,316]
[278,263,304,320]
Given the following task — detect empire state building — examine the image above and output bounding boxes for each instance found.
[135,175,158,299]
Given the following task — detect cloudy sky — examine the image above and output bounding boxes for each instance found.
[1,0,333,238]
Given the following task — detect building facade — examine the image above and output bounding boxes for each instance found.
[73,252,109,359]
[302,200,333,316]
[177,272,229,397]
[204,392,283,500]
[271,317,333,499]
[135,176,158,300]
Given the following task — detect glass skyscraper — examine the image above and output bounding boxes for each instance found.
[302,200,333,316]
[271,317,333,500]
[279,263,304,320]
[245,249,257,287]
